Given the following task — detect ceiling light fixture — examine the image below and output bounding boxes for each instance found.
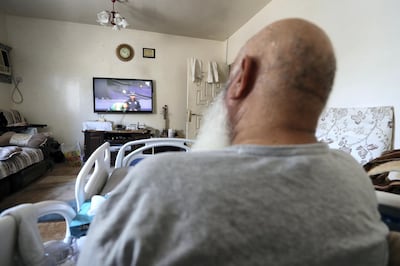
[97,0,129,30]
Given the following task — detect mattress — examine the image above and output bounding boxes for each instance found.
[0,147,44,179]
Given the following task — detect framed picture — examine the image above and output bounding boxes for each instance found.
[143,48,156,58]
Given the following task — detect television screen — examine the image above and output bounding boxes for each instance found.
[93,77,154,113]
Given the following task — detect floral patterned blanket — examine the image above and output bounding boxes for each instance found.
[316,106,394,164]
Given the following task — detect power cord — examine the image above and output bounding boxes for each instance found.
[11,76,24,104]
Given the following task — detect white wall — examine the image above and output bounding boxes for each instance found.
[227,0,400,147]
[0,11,11,108]
[5,15,225,146]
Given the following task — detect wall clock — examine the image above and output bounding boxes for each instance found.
[116,44,134,61]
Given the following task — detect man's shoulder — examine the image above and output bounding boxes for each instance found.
[129,150,233,175]
[144,150,229,163]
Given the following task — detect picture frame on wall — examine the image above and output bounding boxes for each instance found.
[143,48,156,58]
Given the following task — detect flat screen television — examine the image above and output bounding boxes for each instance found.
[93,77,154,113]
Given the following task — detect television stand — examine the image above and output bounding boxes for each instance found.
[83,129,151,164]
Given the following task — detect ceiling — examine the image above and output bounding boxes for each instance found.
[0,0,271,41]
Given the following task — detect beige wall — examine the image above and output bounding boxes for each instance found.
[5,15,226,146]
[0,11,11,108]
[227,0,400,147]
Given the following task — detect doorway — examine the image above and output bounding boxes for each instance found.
[185,58,228,139]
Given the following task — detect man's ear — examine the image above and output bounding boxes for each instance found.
[227,56,254,100]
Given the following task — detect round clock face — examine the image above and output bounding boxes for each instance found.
[116,44,134,61]
[120,47,130,58]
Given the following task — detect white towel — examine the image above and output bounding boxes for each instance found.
[212,61,219,83]
[207,61,220,84]
[1,204,46,266]
[207,61,214,83]
[191,57,202,82]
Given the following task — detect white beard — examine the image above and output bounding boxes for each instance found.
[191,91,231,151]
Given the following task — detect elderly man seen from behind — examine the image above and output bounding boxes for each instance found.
[78,18,389,266]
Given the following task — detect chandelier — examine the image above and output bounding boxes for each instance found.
[97,0,129,30]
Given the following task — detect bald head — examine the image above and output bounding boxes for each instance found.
[225,18,336,145]
[244,18,335,100]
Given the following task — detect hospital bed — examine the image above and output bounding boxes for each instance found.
[75,141,112,212]
[0,200,77,266]
[75,138,195,210]
[70,138,194,237]
[114,137,195,168]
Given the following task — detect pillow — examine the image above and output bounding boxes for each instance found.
[9,133,47,148]
[101,167,130,195]
[0,146,22,160]
[0,131,16,147]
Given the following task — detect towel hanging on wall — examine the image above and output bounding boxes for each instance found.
[190,58,202,82]
[207,61,213,83]
[207,61,219,84]
[212,61,219,83]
